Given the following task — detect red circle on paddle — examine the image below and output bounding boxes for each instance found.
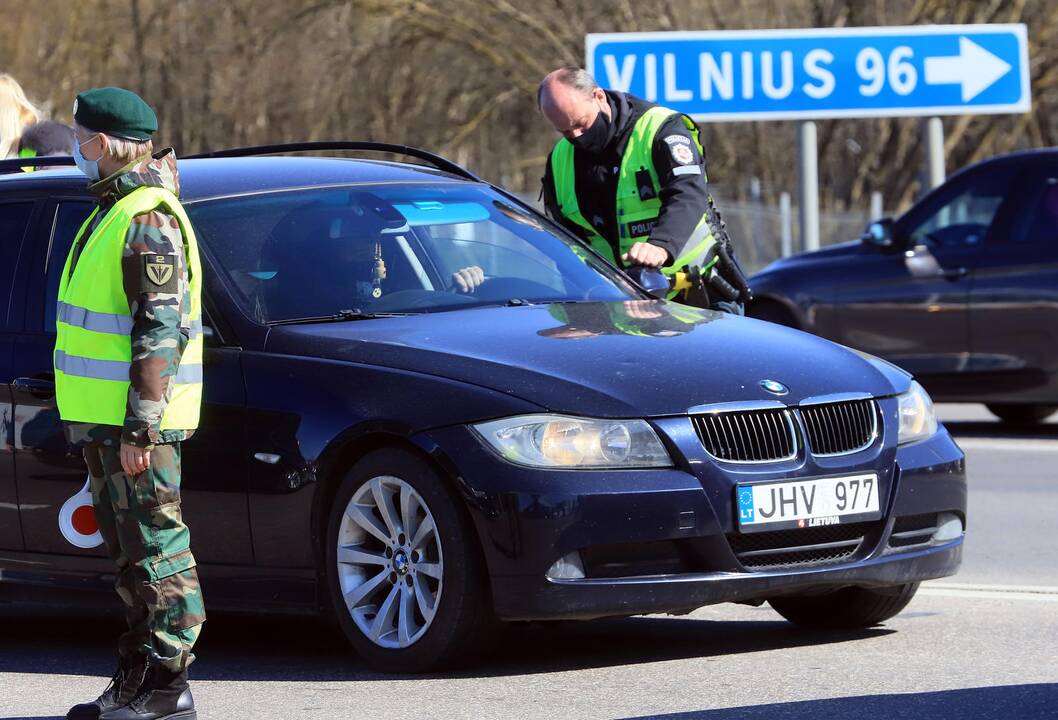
[71,505,98,536]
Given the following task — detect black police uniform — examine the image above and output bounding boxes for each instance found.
[541,90,711,266]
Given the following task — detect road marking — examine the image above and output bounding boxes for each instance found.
[921,581,1058,602]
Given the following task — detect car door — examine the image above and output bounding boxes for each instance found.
[12,198,255,562]
[0,199,38,550]
[832,165,1013,388]
[968,164,1058,401]
[11,199,109,556]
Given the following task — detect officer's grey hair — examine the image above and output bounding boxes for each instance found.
[537,66,599,108]
[74,121,154,166]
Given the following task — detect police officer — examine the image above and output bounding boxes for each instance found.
[60,87,202,720]
[539,66,748,313]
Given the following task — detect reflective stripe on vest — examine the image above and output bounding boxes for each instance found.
[54,185,204,430]
[55,302,206,338]
[56,301,134,335]
[56,302,205,339]
[54,350,204,384]
[549,106,717,278]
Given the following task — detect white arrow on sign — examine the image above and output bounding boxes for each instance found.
[925,36,1012,102]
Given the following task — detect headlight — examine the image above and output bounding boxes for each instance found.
[897,381,938,445]
[472,414,672,469]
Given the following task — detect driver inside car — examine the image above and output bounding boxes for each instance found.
[246,200,488,321]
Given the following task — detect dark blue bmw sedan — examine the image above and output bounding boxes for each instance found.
[0,146,965,672]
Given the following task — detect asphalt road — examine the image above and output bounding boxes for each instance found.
[2,404,1056,720]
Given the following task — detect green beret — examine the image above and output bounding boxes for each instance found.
[73,87,157,141]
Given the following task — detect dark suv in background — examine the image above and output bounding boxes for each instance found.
[749,149,1058,425]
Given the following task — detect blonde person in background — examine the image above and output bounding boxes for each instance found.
[0,73,42,159]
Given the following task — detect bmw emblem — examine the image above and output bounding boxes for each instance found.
[760,379,788,396]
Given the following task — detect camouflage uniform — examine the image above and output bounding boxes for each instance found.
[64,149,204,671]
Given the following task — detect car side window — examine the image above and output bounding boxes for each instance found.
[190,192,426,322]
[0,202,35,328]
[43,202,94,331]
[1007,174,1058,254]
[902,170,1011,250]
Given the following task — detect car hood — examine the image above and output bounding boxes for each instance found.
[266,301,904,417]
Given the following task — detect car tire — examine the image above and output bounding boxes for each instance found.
[986,403,1058,426]
[325,447,496,672]
[768,582,919,629]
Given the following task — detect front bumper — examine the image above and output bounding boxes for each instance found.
[417,406,966,621]
[497,540,961,620]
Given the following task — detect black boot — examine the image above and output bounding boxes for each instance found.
[67,656,148,720]
[99,665,196,720]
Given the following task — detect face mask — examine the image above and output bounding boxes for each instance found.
[73,137,101,181]
[570,104,611,154]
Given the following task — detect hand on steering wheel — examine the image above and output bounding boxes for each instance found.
[452,266,486,293]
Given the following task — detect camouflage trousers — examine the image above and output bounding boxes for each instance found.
[84,442,205,671]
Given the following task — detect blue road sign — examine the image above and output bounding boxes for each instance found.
[586,25,1030,122]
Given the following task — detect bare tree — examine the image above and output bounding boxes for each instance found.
[1,0,1054,216]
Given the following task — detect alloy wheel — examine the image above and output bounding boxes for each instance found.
[336,475,443,648]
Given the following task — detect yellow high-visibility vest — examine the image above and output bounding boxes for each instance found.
[54,185,203,430]
[548,105,717,278]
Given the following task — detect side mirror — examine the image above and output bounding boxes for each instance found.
[862,218,898,249]
[625,267,670,299]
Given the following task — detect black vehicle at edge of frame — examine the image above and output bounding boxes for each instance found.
[748,148,1058,427]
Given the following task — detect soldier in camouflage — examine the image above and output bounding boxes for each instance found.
[63,88,201,720]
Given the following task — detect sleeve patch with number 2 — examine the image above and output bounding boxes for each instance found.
[143,254,178,292]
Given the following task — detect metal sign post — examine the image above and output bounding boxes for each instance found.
[924,116,946,191]
[586,25,1031,251]
[799,122,820,252]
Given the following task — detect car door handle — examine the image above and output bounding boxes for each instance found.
[939,267,968,280]
[13,377,56,399]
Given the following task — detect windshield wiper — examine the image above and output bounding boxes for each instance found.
[268,308,410,326]
[455,298,540,311]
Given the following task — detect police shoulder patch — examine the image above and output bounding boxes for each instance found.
[670,142,695,165]
[142,254,177,292]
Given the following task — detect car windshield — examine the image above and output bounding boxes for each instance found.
[188,183,638,322]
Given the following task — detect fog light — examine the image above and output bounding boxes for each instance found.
[932,512,963,542]
[547,551,585,580]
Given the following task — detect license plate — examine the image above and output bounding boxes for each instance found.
[736,473,881,533]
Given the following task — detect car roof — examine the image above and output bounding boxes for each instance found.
[976,147,1058,164]
[0,156,472,201]
[949,147,1058,176]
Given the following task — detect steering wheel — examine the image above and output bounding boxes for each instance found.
[369,288,477,311]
